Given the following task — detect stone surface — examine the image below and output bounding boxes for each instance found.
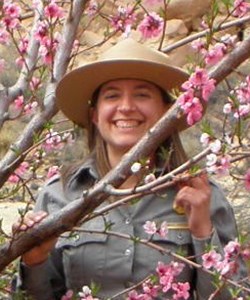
[0,202,29,234]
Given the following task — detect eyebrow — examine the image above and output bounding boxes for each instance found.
[100,83,156,93]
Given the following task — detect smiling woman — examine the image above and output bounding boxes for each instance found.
[92,79,170,168]
[12,38,249,299]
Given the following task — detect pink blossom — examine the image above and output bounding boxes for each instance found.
[201,78,216,102]
[110,6,137,35]
[138,12,164,39]
[142,279,160,297]
[188,67,210,87]
[0,28,10,44]
[187,67,216,101]
[223,102,232,114]
[144,173,156,184]
[29,76,42,91]
[158,221,168,237]
[206,153,217,167]
[39,35,60,65]
[14,95,24,110]
[233,0,250,17]
[191,38,206,52]
[242,248,250,260]
[216,258,232,276]
[202,249,222,269]
[200,132,210,147]
[47,166,59,179]
[205,43,226,66]
[3,2,21,19]
[15,56,25,68]
[1,16,20,30]
[61,290,74,300]
[236,75,250,104]
[78,285,99,300]
[200,19,209,29]
[210,139,222,154]
[244,169,250,191]
[191,39,207,58]
[178,89,195,110]
[156,261,184,293]
[234,103,250,118]
[172,282,190,300]
[179,68,215,125]
[8,173,20,184]
[44,1,64,19]
[34,21,49,43]
[143,220,157,235]
[86,0,98,16]
[8,161,30,184]
[18,37,29,55]
[177,89,203,125]
[127,290,143,300]
[216,155,231,176]
[24,101,38,115]
[186,98,203,125]
[42,130,63,152]
[224,240,241,259]
[159,273,173,293]
[72,39,80,52]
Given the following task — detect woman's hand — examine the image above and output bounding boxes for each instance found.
[12,211,58,266]
[174,174,213,238]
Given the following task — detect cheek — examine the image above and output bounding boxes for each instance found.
[92,105,113,127]
[143,105,167,121]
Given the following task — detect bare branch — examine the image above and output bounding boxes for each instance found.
[0,0,88,187]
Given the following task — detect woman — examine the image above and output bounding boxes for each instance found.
[13,39,248,299]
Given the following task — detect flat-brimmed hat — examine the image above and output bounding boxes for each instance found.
[56,38,189,129]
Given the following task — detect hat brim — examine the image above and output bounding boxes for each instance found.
[56,59,189,130]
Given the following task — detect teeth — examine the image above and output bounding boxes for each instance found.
[115,120,140,128]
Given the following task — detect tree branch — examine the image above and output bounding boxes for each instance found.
[0,0,88,187]
[0,34,249,272]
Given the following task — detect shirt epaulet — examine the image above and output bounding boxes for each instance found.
[46,174,61,186]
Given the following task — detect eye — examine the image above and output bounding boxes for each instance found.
[135,92,151,99]
[103,92,120,100]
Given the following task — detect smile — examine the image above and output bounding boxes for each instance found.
[114,120,142,128]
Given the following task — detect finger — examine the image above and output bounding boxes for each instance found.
[12,211,48,232]
[189,173,209,190]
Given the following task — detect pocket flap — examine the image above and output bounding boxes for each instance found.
[152,223,191,245]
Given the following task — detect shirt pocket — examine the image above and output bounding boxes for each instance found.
[135,224,193,282]
[151,224,192,254]
[56,220,108,289]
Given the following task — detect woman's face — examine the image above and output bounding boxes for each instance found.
[92,79,169,157]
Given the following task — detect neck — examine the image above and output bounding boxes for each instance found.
[106,146,139,189]
[107,146,128,170]
[107,146,156,189]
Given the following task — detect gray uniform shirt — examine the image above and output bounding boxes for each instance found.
[17,156,249,299]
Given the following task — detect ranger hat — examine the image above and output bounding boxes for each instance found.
[56,38,189,129]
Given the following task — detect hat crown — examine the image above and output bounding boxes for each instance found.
[100,38,172,66]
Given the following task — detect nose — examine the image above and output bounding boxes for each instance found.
[117,94,136,112]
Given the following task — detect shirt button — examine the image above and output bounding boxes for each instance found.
[125,218,131,224]
[177,233,183,240]
[71,234,80,242]
[124,249,131,256]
